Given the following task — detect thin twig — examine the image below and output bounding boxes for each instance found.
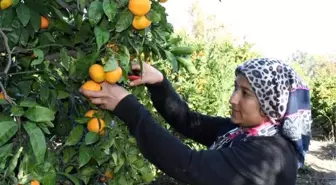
[0,28,12,32]
[0,82,15,105]
[0,28,12,74]
[45,50,77,61]
[56,0,74,10]
[7,70,44,76]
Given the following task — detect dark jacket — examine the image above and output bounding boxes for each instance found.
[113,77,299,185]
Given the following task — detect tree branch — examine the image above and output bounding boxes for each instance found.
[0,28,12,74]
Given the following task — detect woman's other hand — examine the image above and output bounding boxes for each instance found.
[129,62,164,86]
[79,82,130,111]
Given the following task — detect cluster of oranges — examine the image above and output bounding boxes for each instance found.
[128,0,152,30]
[84,109,106,135]
[81,64,123,135]
[81,64,123,92]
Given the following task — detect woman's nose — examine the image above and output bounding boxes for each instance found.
[229,91,239,105]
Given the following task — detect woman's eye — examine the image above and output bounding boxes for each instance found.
[243,91,248,96]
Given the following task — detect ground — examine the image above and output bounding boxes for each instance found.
[296,140,336,185]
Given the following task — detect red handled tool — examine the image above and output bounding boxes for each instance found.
[127,70,141,81]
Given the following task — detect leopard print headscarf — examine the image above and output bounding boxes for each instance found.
[235,58,312,168]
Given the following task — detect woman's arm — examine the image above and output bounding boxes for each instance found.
[145,77,236,147]
[113,95,283,185]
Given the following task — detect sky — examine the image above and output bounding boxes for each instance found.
[162,0,336,60]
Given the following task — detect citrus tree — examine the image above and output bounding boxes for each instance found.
[0,0,196,184]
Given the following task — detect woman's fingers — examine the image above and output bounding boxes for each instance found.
[129,78,143,86]
[80,89,105,98]
[131,63,141,70]
[90,97,105,105]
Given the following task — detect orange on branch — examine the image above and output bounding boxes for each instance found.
[0,92,4,99]
[30,180,40,185]
[104,170,113,179]
[132,15,151,30]
[0,0,13,10]
[81,80,101,91]
[87,118,106,135]
[40,16,49,29]
[89,64,106,83]
[128,0,151,16]
[105,67,122,84]
[85,110,98,118]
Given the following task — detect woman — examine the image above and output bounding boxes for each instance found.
[80,58,312,185]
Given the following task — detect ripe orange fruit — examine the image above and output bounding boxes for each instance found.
[89,64,106,83]
[31,180,40,185]
[159,0,168,3]
[0,92,4,99]
[105,67,122,84]
[87,118,106,135]
[132,15,151,30]
[40,16,49,29]
[81,80,101,91]
[128,0,151,16]
[104,170,113,179]
[0,0,13,10]
[85,110,98,118]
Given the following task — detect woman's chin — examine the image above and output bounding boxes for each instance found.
[231,117,242,125]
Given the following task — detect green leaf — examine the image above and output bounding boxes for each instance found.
[88,0,103,26]
[78,166,97,184]
[1,7,14,27]
[30,10,41,32]
[20,98,37,107]
[73,52,99,81]
[117,0,128,8]
[94,26,110,51]
[40,85,49,100]
[79,144,91,167]
[147,10,161,23]
[16,3,31,26]
[60,48,70,71]
[7,19,22,45]
[6,147,23,176]
[85,132,99,145]
[65,125,84,146]
[36,122,51,135]
[25,106,56,122]
[116,9,133,32]
[0,143,13,159]
[0,113,12,121]
[104,56,118,72]
[57,173,80,185]
[57,90,69,99]
[17,80,32,97]
[63,147,76,164]
[19,28,29,46]
[117,45,130,72]
[12,0,20,6]
[103,0,117,21]
[0,121,18,147]
[23,122,46,164]
[74,117,91,124]
[31,49,44,66]
[164,50,178,72]
[10,106,25,116]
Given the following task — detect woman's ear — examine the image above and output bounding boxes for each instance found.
[259,108,267,118]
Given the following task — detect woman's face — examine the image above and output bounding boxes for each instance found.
[229,74,267,127]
